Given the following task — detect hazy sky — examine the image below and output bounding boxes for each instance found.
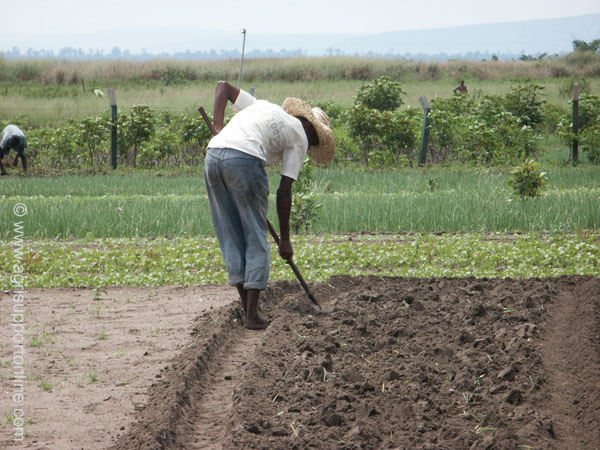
[5,0,600,35]
[2,0,599,53]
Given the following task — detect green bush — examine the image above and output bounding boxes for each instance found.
[429,86,544,165]
[74,116,111,165]
[331,126,362,165]
[500,83,546,129]
[348,77,417,167]
[508,159,547,198]
[353,76,405,112]
[540,103,568,133]
[117,105,156,167]
[558,94,600,164]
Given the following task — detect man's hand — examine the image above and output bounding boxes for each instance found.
[278,238,293,261]
[276,175,294,260]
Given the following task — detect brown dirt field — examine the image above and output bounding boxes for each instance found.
[1,276,599,449]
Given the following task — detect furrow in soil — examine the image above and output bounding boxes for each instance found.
[178,328,265,449]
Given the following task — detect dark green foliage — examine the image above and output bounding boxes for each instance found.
[17,80,591,170]
[117,105,156,167]
[25,107,214,169]
[558,94,600,164]
[501,84,546,128]
[353,76,405,112]
[347,77,418,167]
[75,116,111,165]
[290,159,322,233]
[429,84,545,164]
[161,67,187,85]
[508,159,547,198]
[572,39,600,52]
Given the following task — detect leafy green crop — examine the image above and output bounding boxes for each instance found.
[1,232,597,289]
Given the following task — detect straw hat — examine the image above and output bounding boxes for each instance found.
[282,98,335,164]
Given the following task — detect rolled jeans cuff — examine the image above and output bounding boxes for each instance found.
[242,281,268,291]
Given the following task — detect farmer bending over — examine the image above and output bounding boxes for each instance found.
[205,81,335,330]
[1,124,28,175]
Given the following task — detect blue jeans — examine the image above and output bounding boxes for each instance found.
[205,148,270,290]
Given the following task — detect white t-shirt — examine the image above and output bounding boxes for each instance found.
[1,125,26,151]
[207,90,308,180]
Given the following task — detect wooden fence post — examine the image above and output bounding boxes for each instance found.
[419,96,432,166]
[572,83,579,167]
[108,88,118,169]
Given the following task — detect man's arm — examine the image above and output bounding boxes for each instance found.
[276,175,294,260]
[213,81,240,133]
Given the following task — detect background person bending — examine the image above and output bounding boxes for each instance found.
[1,124,28,175]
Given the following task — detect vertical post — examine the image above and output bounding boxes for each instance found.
[238,28,247,88]
[108,88,118,169]
[419,96,432,166]
[572,83,579,167]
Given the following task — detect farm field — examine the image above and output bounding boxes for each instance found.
[1,276,599,449]
[1,56,599,449]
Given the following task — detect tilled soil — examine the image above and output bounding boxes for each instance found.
[110,275,600,450]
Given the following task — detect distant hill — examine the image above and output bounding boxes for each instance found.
[1,14,599,60]
[329,14,600,57]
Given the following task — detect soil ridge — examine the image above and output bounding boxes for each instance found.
[108,304,245,450]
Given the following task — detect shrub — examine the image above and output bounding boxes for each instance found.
[353,76,405,112]
[117,105,156,167]
[540,103,568,133]
[508,159,547,198]
[74,116,111,165]
[501,83,546,128]
[138,127,180,167]
[332,126,362,165]
[429,87,544,165]
[161,67,187,85]
[558,94,600,164]
[348,77,417,166]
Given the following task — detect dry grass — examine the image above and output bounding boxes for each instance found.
[2,53,600,85]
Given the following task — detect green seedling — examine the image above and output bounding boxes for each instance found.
[92,288,108,301]
[475,425,499,434]
[30,330,54,347]
[38,380,53,391]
